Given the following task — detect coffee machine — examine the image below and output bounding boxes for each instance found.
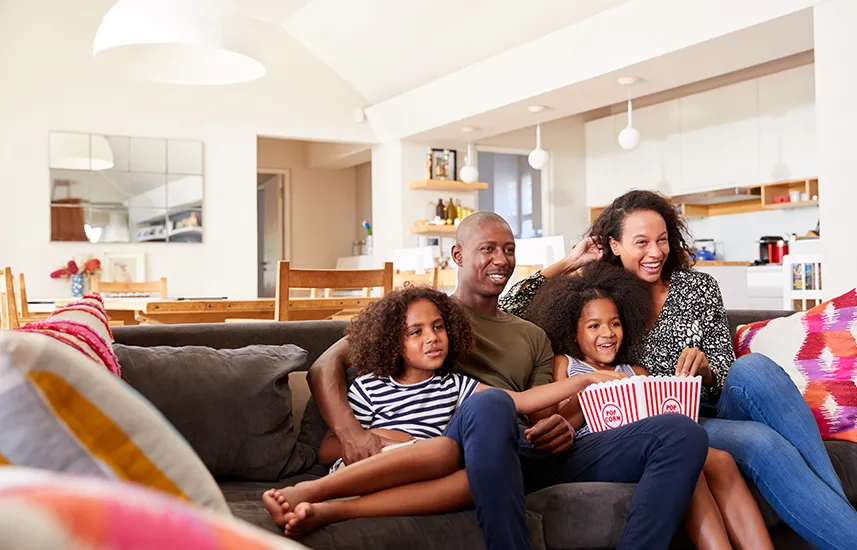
[756,236,789,265]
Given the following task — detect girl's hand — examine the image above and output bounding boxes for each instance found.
[676,348,711,380]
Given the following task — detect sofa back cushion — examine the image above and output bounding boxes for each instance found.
[115,343,316,481]
[0,330,228,513]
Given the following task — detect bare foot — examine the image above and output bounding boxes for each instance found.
[262,489,288,528]
[284,502,337,538]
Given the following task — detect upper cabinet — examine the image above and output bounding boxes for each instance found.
[585,65,817,206]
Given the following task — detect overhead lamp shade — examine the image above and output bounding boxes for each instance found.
[460,164,479,183]
[93,0,266,85]
[618,127,640,151]
[50,134,114,171]
[528,123,549,170]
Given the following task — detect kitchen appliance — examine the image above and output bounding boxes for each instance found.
[756,236,789,265]
[693,239,717,261]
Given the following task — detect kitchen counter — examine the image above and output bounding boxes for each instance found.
[694,261,752,267]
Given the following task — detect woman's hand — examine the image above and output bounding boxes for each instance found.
[676,347,713,384]
[541,237,604,279]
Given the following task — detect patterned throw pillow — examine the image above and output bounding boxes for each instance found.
[0,326,228,512]
[0,467,309,550]
[735,288,857,442]
[18,293,121,376]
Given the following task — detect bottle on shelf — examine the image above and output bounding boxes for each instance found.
[425,148,433,180]
[435,198,446,220]
[444,196,457,225]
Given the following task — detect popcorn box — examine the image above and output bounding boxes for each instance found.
[578,376,702,433]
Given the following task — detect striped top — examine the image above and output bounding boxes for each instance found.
[348,372,480,439]
[566,355,636,438]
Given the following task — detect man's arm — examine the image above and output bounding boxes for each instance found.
[306,337,386,464]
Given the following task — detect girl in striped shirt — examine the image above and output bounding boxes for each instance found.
[263,286,609,536]
[526,264,773,550]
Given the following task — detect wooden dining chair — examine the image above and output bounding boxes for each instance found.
[394,268,439,289]
[91,276,168,298]
[275,261,393,321]
[0,267,20,329]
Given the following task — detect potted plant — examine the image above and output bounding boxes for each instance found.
[51,257,102,298]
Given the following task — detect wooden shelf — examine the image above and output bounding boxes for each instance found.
[409,180,488,192]
[588,177,819,220]
[410,224,457,235]
[763,199,819,210]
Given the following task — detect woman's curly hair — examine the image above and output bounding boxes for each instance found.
[526,263,652,365]
[346,286,474,378]
[590,190,693,281]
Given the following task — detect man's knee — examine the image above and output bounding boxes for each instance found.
[649,414,709,461]
[460,388,515,417]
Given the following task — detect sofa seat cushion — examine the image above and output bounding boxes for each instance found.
[221,476,546,550]
[827,440,857,502]
[116,343,316,481]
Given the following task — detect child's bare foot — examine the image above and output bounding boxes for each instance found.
[262,485,315,528]
[284,502,337,538]
[262,489,288,528]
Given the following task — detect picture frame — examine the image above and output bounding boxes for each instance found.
[430,148,457,181]
[101,251,147,283]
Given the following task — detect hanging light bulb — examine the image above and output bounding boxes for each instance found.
[616,80,642,151]
[528,123,549,170]
[459,142,479,183]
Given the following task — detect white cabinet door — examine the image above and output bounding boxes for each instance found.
[585,115,621,207]
[758,64,817,182]
[618,99,681,197]
[678,79,761,192]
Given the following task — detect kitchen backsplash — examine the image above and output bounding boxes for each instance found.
[687,207,819,261]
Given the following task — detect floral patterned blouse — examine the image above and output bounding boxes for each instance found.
[499,268,733,402]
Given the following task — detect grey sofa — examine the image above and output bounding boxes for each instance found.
[112,310,857,550]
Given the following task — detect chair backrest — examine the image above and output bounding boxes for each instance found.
[0,267,20,329]
[394,268,439,289]
[17,273,31,317]
[275,261,393,321]
[91,276,167,298]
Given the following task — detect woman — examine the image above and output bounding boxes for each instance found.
[500,190,857,550]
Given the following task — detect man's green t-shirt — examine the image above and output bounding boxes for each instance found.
[454,300,555,397]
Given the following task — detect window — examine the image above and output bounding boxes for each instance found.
[476,151,542,238]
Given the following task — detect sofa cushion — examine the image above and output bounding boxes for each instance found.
[116,343,316,481]
[221,477,547,550]
[0,467,309,550]
[0,330,227,513]
[735,289,857,442]
[827,440,857,502]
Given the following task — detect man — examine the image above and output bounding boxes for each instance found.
[307,212,708,549]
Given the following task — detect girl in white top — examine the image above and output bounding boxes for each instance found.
[527,263,773,550]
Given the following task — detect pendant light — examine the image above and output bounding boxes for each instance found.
[93,0,266,86]
[459,142,479,183]
[617,77,642,151]
[527,105,549,170]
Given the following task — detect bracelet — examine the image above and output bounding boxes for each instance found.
[561,417,576,441]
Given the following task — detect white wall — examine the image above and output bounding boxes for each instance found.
[585,64,817,206]
[355,163,373,242]
[0,0,374,299]
[257,138,360,269]
[814,0,857,298]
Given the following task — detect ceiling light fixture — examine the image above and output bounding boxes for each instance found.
[459,142,479,183]
[93,0,266,86]
[460,125,479,133]
[527,105,549,171]
[617,77,642,151]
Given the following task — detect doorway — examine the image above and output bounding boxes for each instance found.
[257,171,291,298]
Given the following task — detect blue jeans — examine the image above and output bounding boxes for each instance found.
[443,388,708,550]
[702,353,857,550]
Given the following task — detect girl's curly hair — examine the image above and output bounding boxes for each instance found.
[346,286,474,378]
[589,190,693,281]
[526,263,652,365]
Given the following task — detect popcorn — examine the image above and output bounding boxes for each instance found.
[578,376,702,432]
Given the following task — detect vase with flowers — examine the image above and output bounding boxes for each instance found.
[51,257,102,298]
[361,220,373,256]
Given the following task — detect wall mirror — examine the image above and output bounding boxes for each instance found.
[49,132,204,243]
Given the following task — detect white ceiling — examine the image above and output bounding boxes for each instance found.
[278,0,631,103]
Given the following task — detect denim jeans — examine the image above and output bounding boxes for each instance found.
[702,352,857,550]
[443,388,708,550]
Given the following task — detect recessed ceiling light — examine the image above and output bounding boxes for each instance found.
[527,105,548,114]
[460,125,479,133]
[617,76,644,86]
